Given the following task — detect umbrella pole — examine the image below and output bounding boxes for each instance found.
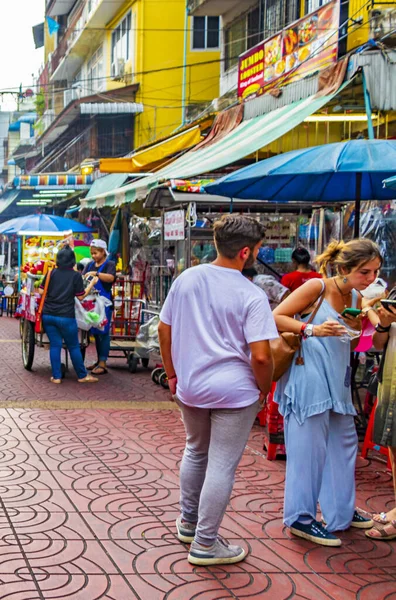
[354,173,362,239]
[18,236,22,292]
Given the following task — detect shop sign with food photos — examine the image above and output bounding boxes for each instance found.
[238,0,340,101]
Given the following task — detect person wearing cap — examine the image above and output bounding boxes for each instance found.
[84,240,116,375]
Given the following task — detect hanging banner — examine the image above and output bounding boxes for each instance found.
[238,0,340,101]
[164,210,185,241]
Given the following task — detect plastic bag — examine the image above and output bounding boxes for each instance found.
[75,296,112,332]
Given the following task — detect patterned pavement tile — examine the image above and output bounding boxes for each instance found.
[0,317,395,599]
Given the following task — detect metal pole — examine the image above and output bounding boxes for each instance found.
[354,172,362,239]
[18,236,22,292]
[181,0,189,127]
[362,70,374,140]
[7,240,11,276]
[160,209,164,306]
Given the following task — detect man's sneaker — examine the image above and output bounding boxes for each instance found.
[290,520,342,547]
[188,536,247,566]
[350,510,373,529]
[176,517,196,543]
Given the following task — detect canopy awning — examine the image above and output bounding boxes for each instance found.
[14,174,94,190]
[99,126,203,174]
[81,86,346,210]
[86,174,130,198]
[0,190,21,216]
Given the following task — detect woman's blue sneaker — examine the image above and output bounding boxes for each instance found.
[290,520,342,546]
[350,510,373,529]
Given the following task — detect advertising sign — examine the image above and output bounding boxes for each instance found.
[238,0,340,101]
[164,210,185,241]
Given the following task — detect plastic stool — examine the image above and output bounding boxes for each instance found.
[361,398,391,470]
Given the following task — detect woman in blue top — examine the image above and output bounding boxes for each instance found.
[84,239,116,375]
[273,239,382,547]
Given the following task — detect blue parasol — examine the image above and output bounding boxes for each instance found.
[0,213,92,235]
[205,139,396,237]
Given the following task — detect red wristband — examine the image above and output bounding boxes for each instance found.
[300,323,307,338]
[168,375,177,381]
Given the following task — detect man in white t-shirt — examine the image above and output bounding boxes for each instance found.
[158,215,277,566]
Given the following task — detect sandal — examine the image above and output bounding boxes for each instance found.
[87,362,99,371]
[91,366,108,375]
[78,375,99,383]
[366,520,396,541]
[50,377,62,384]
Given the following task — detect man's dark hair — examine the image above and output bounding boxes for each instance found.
[213,215,265,259]
[292,247,311,266]
[242,267,258,279]
[56,246,76,269]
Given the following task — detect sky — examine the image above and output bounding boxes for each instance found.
[0,0,44,111]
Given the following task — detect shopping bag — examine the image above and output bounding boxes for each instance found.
[93,295,112,331]
[74,298,93,331]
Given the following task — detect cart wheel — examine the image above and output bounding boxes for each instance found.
[61,363,66,379]
[128,356,139,374]
[22,320,35,371]
[151,367,163,385]
[19,319,24,339]
[141,358,150,369]
[159,372,169,390]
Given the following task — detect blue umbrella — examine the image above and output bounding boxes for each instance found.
[0,213,92,235]
[205,140,396,236]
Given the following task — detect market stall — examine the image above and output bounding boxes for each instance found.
[144,179,345,307]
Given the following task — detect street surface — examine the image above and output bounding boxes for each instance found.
[0,316,394,599]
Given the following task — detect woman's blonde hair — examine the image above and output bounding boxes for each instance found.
[315,238,382,277]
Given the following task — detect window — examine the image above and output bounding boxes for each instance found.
[87,46,103,93]
[305,0,332,13]
[111,12,132,64]
[192,16,220,50]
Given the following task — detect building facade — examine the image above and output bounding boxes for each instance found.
[189,0,396,98]
[32,0,220,172]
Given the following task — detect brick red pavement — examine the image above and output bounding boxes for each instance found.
[0,315,395,599]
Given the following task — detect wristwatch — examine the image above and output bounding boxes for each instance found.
[305,324,314,337]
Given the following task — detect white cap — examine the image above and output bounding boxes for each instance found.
[90,239,108,255]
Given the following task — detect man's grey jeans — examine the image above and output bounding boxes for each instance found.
[175,397,259,546]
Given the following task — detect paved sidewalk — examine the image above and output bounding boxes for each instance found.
[0,317,395,599]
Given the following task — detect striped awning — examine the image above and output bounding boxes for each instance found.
[14,174,94,190]
[80,87,345,210]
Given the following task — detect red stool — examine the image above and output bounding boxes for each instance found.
[361,398,391,470]
[260,383,286,460]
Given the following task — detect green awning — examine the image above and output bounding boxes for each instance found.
[81,87,346,210]
[86,173,129,198]
[0,190,21,215]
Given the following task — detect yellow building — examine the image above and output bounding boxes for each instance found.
[39,0,220,164]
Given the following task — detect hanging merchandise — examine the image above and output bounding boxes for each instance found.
[186,202,197,228]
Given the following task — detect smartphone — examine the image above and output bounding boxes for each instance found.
[380,299,396,312]
[341,308,362,318]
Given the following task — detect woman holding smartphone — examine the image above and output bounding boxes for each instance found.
[273,239,382,547]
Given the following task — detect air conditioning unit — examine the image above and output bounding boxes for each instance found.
[111,58,126,80]
[63,86,81,108]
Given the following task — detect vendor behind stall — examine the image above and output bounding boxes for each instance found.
[281,247,322,292]
[83,240,116,375]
